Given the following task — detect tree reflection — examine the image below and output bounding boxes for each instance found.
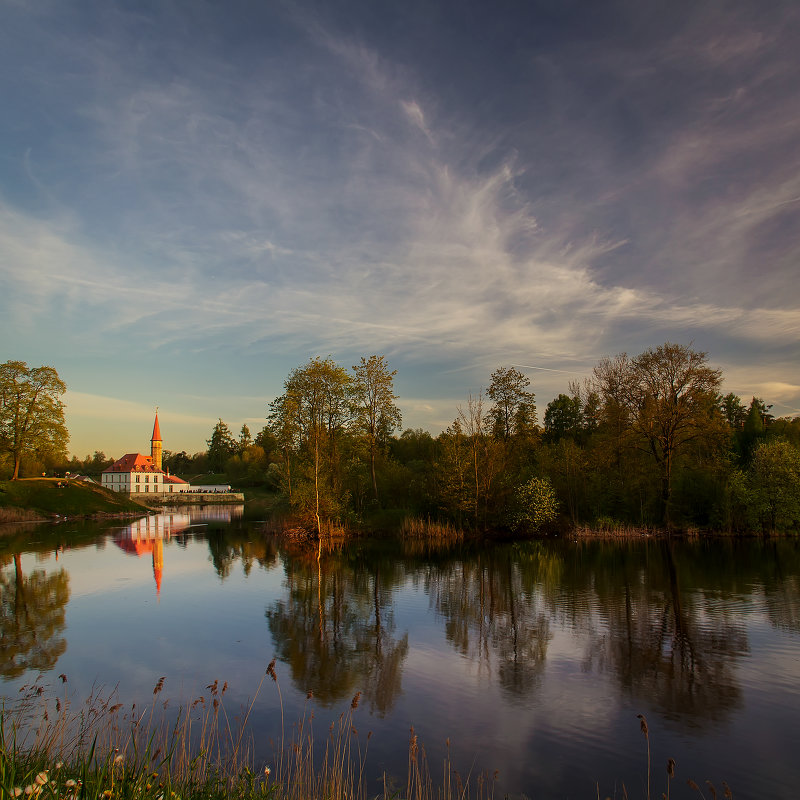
[576,540,747,725]
[206,528,279,579]
[0,554,70,678]
[266,548,408,716]
[423,544,557,697]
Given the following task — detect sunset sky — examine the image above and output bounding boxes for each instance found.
[2,0,799,458]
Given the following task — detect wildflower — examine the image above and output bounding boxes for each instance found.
[12,788,22,797]
[65,780,77,789]
[264,766,271,777]
[115,754,124,764]
[35,772,49,786]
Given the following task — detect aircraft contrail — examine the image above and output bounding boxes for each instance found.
[512,364,590,376]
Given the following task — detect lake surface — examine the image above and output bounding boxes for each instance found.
[2,508,800,799]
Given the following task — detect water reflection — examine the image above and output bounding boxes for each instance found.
[267,547,409,716]
[2,518,800,798]
[111,506,248,592]
[0,553,69,678]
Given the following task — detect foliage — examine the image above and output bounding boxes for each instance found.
[511,477,559,533]
[592,343,725,524]
[206,419,238,472]
[352,355,402,503]
[0,361,69,480]
[487,366,536,440]
[747,438,800,532]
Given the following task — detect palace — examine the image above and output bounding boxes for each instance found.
[101,413,190,495]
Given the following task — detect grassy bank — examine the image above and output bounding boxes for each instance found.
[1,671,502,800]
[0,672,729,800]
[0,479,145,522]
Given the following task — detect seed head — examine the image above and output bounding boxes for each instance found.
[267,659,277,681]
[667,758,676,778]
[637,714,649,737]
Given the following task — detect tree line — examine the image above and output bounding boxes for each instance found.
[200,344,800,534]
[3,347,799,534]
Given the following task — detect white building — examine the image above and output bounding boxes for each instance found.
[101,413,191,495]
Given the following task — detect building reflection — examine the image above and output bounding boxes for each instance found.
[114,513,192,596]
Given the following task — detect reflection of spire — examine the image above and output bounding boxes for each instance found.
[153,538,163,599]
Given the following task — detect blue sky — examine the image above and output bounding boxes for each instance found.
[2,0,799,458]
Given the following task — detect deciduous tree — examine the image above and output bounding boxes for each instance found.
[352,355,402,503]
[593,343,724,524]
[0,361,68,480]
[487,367,536,441]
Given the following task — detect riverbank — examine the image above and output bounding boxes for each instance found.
[0,478,146,523]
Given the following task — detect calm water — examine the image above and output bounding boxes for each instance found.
[2,508,800,799]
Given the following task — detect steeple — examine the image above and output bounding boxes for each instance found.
[151,409,163,471]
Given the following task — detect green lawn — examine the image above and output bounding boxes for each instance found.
[0,478,145,520]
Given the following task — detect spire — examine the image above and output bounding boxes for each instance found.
[151,408,162,443]
[151,409,163,471]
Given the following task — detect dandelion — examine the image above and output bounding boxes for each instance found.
[65,780,77,789]
[34,772,48,786]
[115,754,124,765]
[12,788,22,797]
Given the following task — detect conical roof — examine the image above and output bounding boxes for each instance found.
[151,412,162,443]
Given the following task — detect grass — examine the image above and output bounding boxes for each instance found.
[399,516,464,543]
[1,676,731,800]
[0,668,501,800]
[0,479,145,521]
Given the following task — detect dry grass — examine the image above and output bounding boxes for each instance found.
[0,665,498,800]
[399,517,465,543]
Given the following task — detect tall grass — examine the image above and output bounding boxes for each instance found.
[399,516,464,543]
[1,676,728,800]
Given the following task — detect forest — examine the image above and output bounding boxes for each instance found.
[9,345,800,534]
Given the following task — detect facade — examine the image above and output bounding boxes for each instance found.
[101,413,190,495]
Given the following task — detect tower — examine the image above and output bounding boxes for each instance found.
[151,410,163,471]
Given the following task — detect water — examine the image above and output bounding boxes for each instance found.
[2,509,800,799]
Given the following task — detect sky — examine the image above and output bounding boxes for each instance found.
[2,0,799,459]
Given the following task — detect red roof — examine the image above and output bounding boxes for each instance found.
[151,412,162,443]
[103,453,164,473]
[164,474,189,485]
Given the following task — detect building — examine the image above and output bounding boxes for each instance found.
[101,413,191,495]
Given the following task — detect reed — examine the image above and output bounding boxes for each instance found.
[399,516,465,543]
[1,677,727,800]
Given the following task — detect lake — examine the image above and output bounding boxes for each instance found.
[2,507,799,799]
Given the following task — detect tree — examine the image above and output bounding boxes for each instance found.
[0,361,68,480]
[511,477,559,533]
[593,343,724,525]
[543,393,583,442]
[487,367,536,441]
[206,419,237,472]
[747,439,800,532]
[278,357,353,534]
[238,423,252,453]
[352,355,402,503]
